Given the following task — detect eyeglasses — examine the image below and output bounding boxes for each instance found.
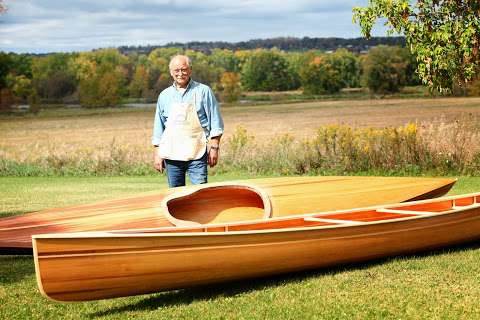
[172,68,190,74]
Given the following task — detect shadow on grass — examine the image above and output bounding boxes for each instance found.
[0,255,35,285]
[0,210,31,219]
[90,240,480,318]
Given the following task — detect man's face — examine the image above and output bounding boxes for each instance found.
[170,58,192,88]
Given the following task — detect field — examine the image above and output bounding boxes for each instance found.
[1,96,480,177]
[1,96,480,319]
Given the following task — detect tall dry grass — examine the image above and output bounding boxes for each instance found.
[1,117,479,176]
[217,117,480,176]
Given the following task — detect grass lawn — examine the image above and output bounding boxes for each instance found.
[1,175,480,319]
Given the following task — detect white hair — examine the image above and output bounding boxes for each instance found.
[169,55,192,70]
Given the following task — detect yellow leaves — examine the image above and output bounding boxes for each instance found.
[228,125,254,151]
[403,122,418,136]
[73,54,97,81]
[312,56,323,66]
[219,71,242,103]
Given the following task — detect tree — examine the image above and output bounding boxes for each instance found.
[129,65,149,98]
[191,62,220,88]
[209,49,240,72]
[399,47,422,86]
[353,1,480,92]
[9,53,33,78]
[281,51,304,90]
[0,88,14,111]
[7,74,32,102]
[241,50,295,91]
[0,0,6,13]
[153,74,171,96]
[28,89,40,114]
[219,72,242,103]
[329,49,362,88]
[73,50,125,107]
[299,56,344,95]
[98,71,120,107]
[32,53,76,101]
[0,52,12,89]
[362,45,408,94]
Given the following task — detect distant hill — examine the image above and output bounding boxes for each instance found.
[118,36,406,55]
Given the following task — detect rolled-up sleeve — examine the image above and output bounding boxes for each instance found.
[151,98,165,146]
[205,87,224,138]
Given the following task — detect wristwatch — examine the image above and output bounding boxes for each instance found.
[210,145,220,150]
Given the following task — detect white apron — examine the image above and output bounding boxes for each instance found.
[158,93,207,161]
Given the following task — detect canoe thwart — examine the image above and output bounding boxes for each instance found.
[303,217,365,225]
[376,208,438,216]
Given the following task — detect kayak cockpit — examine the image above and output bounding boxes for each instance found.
[162,184,272,226]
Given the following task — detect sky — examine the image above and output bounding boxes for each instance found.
[0,0,390,54]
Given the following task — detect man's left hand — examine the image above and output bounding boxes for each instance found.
[208,148,219,167]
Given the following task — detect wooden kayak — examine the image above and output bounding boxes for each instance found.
[33,191,480,302]
[0,176,456,251]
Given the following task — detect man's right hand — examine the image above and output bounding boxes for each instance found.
[153,150,165,173]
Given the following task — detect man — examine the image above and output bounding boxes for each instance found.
[152,55,224,187]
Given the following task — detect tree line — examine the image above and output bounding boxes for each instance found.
[118,36,406,55]
[1,45,477,110]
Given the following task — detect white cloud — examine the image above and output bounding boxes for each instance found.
[0,0,388,53]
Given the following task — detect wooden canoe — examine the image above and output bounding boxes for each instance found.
[1,176,456,251]
[33,191,480,302]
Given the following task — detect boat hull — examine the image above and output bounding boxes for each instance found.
[33,194,480,302]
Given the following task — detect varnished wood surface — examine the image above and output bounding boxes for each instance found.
[33,192,480,302]
[0,191,173,249]
[1,176,456,250]
[163,176,457,224]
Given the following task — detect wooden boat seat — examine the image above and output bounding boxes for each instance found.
[161,183,272,226]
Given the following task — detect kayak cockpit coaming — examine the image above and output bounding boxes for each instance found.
[161,183,272,226]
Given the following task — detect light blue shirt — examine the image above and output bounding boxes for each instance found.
[152,79,224,146]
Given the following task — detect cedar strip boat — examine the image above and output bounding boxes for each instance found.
[1,176,456,251]
[33,192,480,302]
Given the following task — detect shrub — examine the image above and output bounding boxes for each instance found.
[362,45,408,94]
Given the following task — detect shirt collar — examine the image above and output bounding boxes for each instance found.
[172,78,195,91]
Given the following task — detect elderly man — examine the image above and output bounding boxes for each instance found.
[152,55,224,187]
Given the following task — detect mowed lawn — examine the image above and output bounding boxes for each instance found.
[1,176,480,319]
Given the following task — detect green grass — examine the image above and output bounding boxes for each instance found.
[1,175,480,319]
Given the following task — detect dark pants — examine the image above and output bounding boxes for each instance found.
[164,151,208,187]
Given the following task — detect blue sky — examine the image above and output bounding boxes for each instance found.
[0,0,389,53]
